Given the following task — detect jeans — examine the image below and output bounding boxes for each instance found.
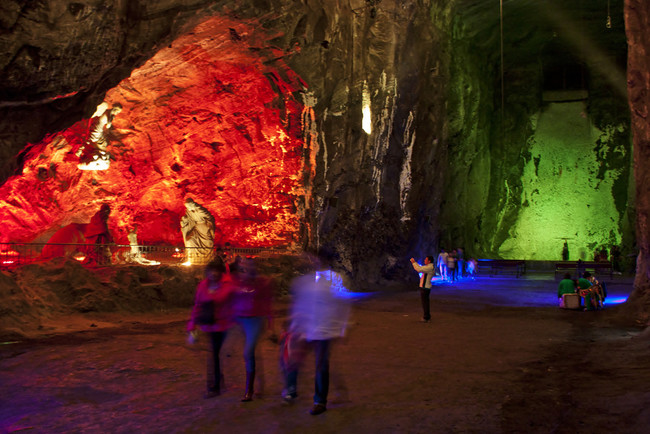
[237,316,265,372]
[208,331,227,391]
[285,339,331,405]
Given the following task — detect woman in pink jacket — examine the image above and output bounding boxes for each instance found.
[231,257,275,402]
[187,259,236,398]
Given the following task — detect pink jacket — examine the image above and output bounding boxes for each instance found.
[187,276,236,332]
[232,276,274,318]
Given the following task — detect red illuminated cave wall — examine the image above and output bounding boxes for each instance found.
[0,16,308,248]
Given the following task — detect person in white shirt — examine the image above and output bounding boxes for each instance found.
[283,252,351,415]
[437,249,449,281]
[410,255,435,322]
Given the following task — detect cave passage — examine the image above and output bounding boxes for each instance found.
[0,16,308,248]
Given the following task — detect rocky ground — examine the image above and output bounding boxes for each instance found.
[1,272,649,433]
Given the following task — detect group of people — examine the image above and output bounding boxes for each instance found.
[557,271,607,311]
[187,257,273,402]
[187,252,350,416]
[436,248,476,282]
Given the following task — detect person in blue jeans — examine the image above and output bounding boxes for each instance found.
[231,257,275,402]
[282,251,350,415]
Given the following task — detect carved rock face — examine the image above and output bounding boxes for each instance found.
[0,15,307,248]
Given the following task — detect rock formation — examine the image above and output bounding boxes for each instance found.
[0,0,647,303]
[624,0,650,320]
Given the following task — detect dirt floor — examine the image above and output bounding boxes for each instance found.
[1,273,650,433]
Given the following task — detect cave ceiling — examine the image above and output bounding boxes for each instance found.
[454,0,626,89]
[0,0,626,122]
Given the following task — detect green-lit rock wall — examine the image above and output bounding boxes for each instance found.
[500,101,630,260]
[439,0,633,263]
[436,1,494,255]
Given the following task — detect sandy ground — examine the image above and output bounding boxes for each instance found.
[1,274,649,433]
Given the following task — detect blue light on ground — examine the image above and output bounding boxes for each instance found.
[337,291,374,300]
[604,297,628,305]
[316,269,373,300]
[424,273,634,308]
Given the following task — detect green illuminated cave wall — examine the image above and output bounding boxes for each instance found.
[497,101,628,260]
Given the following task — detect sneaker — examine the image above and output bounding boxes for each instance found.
[282,394,296,406]
[421,318,431,323]
[309,403,327,415]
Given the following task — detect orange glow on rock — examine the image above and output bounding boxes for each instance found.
[0,249,19,265]
[0,16,308,248]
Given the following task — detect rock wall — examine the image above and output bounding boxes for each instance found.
[1,0,451,289]
[284,1,448,286]
[502,102,630,261]
[440,0,633,263]
[0,0,222,181]
[625,0,650,321]
[0,14,307,248]
[0,0,639,291]
[437,1,496,257]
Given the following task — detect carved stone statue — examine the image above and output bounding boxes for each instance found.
[41,203,114,264]
[124,226,160,266]
[77,102,122,170]
[180,198,215,265]
[83,203,114,264]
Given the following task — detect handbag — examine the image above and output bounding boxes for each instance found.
[196,300,216,325]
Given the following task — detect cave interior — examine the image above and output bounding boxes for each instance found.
[0,0,636,288]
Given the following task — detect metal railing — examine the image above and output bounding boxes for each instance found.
[0,242,289,269]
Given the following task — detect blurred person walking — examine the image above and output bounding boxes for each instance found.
[437,249,449,280]
[282,251,351,415]
[232,257,275,402]
[187,259,236,398]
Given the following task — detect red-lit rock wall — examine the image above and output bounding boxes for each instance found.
[0,16,307,247]
[0,1,452,289]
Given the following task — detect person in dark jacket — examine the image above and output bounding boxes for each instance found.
[187,259,236,398]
